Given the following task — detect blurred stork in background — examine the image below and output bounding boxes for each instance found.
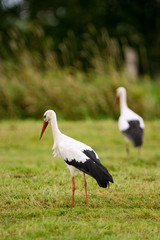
[113,87,145,158]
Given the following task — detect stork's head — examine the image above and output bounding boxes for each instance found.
[116,87,126,97]
[113,87,126,110]
[40,110,56,139]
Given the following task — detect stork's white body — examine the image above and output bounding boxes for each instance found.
[52,132,97,177]
[118,106,144,132]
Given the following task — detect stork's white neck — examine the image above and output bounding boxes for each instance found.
[50,114,61,142]
[119,91,128,114]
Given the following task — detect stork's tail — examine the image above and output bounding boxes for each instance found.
[65,157,113,188]
[90,164,114,188]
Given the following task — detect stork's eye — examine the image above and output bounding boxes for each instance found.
[44,114,46,120]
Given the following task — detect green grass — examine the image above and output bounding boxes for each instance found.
[0,119,160,239]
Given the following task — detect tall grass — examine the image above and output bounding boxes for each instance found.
[0,27,159,120]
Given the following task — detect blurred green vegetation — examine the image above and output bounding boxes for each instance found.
[0,0,160,76]
[0,35,159,120]
[0,1,160,120]
[0,25,159,120]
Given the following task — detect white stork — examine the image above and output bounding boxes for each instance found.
[113,87,145,158]
[40,110,113,207]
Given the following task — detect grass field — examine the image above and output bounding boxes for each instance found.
[0,119,160,239]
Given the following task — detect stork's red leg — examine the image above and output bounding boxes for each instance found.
[138,147,141,158]
[72,176,75,208]
[84,173,88,206]
[126,142,130,159]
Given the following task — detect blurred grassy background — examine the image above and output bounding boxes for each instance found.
[0,28,160,120]
[0,1,160,120]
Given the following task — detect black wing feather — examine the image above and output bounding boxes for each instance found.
[65,149,113,188]
[122,120,144,147]
[83,149,101,165]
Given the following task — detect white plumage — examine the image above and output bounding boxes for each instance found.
[118,107,144,132]
[53,134,97,176]
[114,87,145,157]
[40,110,113,207]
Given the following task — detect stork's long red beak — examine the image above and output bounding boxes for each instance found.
[112,96,119,111]
[40,121,48,139]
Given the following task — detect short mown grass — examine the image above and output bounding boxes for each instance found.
[0,119,160,239]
